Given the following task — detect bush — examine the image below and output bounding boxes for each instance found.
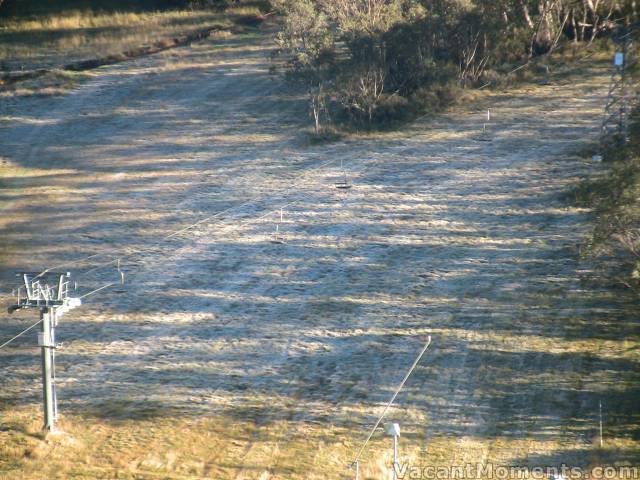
[576,105,640,290]
[628,106,640,156]
[187,0,228,10]
[371,94,411,124]
[410,83,459,113]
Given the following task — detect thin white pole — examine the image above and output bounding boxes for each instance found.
[392,434,399,480]
[599,400,603,448]
[40,309,55,431]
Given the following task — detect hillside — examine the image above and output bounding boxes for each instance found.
[0,22,638,480]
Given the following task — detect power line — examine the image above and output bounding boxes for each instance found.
[351,336,432,469]
[0,319,43,350]
[26,155,347,288]
[76,149,390,301]
[78,282,119,300]
[29,134,403,303]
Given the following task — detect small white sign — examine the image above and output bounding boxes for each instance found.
[386,423,401,437]
[37,332,45,347]
[615,53,624,66]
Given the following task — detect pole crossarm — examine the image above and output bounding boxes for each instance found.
[8,272,81,316]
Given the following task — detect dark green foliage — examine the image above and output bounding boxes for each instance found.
[629,106,640,156]
[575,106,640,290]
[275,0,638,131]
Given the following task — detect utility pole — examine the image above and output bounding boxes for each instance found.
[40,308,55,430]
[351,460,360,480]
[8,272,80,432]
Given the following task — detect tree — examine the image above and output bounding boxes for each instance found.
[273,0,638,130]
[323,0,423,124]
[273,0,335,135]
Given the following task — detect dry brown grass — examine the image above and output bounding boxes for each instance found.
[1,400,635,480]
[0,6,262,74]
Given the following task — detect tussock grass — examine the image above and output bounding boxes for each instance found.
[0,69,89,97]
[2,403,634,479]
[0,4,264,75]
[1,10,199,32]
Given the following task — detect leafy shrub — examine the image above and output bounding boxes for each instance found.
[371,94,411,125]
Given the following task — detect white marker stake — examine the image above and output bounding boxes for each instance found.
[599,400,604,448]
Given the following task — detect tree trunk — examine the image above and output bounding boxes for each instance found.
[310,84,324,135]
[571,10,579,43]
[521,0,535,29]
[580,1,588,41]
[313,104,320,135]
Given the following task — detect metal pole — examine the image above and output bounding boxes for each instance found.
[354,460,359,480]
[51,308,58,422]
[392,433,399,480]
[40,308,55,431]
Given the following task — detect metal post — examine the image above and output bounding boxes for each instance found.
[40,308,55,431]
[51,309,58,422]
[620,35,630,141]
[601,24,636,145]
[386,423,401,480]
[354,460,359,480]
[9,272,79,432]
[392,434,398,480]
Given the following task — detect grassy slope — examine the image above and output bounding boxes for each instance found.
[0,19,638,480]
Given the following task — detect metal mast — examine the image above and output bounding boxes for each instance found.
[8,272,81,432]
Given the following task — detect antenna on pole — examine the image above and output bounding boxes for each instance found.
[7,271,81,433]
